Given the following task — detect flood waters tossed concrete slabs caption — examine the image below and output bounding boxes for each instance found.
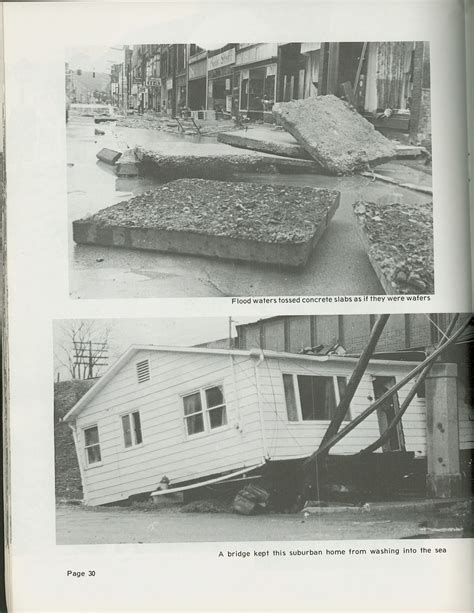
[72,179,340,268]
[272,95,397,175]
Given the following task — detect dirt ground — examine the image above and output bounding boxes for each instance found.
[56,499,471,545]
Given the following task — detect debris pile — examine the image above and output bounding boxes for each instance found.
[233,484,270,515]
[272,95,397,174]
[353,200,434,294]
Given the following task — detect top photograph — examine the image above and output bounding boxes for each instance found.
[67,42,433,299]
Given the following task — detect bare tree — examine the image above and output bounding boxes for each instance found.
[55,320,112,380]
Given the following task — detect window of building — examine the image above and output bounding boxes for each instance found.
[283,374,350,421]
[121,411,143,448]
[84,425,101,465]
[136,359,150,383]
[182,384,227,437]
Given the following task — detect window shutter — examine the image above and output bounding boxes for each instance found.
[136,359,150,383]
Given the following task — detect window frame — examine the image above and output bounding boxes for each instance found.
[282,373,351,422]
[83,424,102,468]
[181,383,228,439]
[120,410,143,450]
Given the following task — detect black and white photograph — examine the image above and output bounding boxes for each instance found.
[54,313,472,544]
[67,42,434,299]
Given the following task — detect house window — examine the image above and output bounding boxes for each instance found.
[121,411,143,448]
[136,359,150,383]
[182,385,227,437]
[283,374,350,421]
[84,425,101,465]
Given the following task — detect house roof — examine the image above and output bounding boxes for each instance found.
[63,344,423,423]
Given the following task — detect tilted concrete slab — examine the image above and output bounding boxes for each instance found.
[73,179,340,268]
[217,127,312,160]
[135,141,323,180]
[272,95,397,175]
[352,199,433,294]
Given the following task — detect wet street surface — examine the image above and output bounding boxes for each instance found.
[56,501,467,545]
[67,114,431,299]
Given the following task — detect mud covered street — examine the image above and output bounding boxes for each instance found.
[56,500,470,545]
[67,114,431,298]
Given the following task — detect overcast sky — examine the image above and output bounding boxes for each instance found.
[53,316,259,381]
[66,46,125,74]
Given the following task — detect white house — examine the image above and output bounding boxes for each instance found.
[63,345,473,506]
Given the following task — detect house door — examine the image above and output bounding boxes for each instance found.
[372,376,406,452]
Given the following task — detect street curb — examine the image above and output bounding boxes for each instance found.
[302,497,471,514]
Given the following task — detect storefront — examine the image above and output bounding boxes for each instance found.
[235,44,278,121]
[207,47,235,113]
[238,63,276,120]
[176,74,187,115]
[188,56,207,110]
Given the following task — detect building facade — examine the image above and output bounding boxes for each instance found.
[109,42,431,142]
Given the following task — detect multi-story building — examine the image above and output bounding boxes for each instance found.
[109,42,431,143]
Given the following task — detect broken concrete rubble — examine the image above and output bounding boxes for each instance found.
[96,148,121,165]
[115,148,140,177]
[72,179,340,268]
[217,127,311,160]
[272,95,397,175]
[353,199,434,294]
[137,143,323,180]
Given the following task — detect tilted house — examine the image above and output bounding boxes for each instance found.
[63,345,472,506]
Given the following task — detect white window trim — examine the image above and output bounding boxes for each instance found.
[82,424,103,468]
[283,373,351,423]
[119,410,144,450]
[181,383,228,439]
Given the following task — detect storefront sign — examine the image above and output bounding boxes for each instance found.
[147,77,161,86]
[166,78,173,90]
[235,43,278,67]
[266,64,277,77]
[207,48,236,72]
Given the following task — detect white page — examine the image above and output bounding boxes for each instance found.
[4,1,472,611]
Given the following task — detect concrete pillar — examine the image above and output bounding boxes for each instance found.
[425,363,461,498]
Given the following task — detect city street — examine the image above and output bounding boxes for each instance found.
[67,114,431,299]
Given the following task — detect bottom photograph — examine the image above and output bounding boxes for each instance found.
[53,313,473,544]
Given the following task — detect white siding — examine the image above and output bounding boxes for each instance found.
[257,356,428,459]
[75,350,264,505]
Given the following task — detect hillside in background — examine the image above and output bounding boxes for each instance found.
[67,70,110,102]
[54,378,98,500]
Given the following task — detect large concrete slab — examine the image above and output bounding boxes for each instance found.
[217,127,311,160]
[137,142,323,180]
[73,179,340,268]
[273,95,397,175]
[352,199,433,294]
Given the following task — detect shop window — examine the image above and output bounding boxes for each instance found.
[283,374,350,421]
[240,78,249,110]
[84,425,101,465]
[121,411,143,448]
[182,385,227,437]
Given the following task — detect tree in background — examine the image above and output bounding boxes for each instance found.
[55,320,112,381]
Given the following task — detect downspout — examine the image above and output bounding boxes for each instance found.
[252,349,269,460]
